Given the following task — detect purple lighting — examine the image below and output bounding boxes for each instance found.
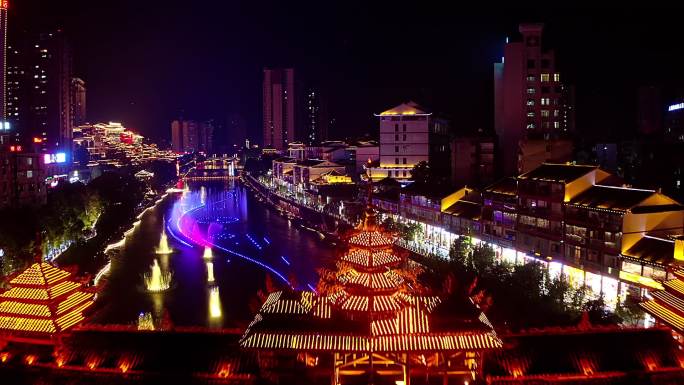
[170,188,291,287]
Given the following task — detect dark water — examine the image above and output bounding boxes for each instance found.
[93,180,333,327]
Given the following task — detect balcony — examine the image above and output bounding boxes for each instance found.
[518,206,549,217]
[565,233,586,245]
[517,223,563,240]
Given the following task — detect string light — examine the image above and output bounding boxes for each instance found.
[0,262,94,335]
[241,219,502,353]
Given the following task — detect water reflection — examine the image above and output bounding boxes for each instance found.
[94,180,332,327]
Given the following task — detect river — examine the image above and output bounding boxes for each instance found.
[91,179,334,328]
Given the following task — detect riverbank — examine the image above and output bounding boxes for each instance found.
[56,185,176,278]
[241,173,349,243]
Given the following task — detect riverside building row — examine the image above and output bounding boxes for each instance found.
[372,162,684,308]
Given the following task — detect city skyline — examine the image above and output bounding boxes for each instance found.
[10,2,684,144]
[4,3,684,384]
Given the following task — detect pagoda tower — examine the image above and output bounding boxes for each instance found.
[242,206,501,384]
[0,262,95,343]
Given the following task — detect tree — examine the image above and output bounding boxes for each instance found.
[583,296,622,325]
[471,243,495,274]
[449,235,472,266]
[410,161,431,184]
[0,206,39,276]
[615,294,645,327]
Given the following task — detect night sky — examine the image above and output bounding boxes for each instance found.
[14,3,684,144]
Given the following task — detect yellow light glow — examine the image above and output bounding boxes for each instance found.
[619,271,664,290]
[207,262,215,283]
[209,287,222,318]
[203,246,213,260]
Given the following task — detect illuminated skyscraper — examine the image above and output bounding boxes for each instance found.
[0,0,9,145]
[494,23,572,176]
[304,87,328,145]
[262,68,295,151]
[171,119,214,154]
[0,0,7,122]
[8,30,73,152]
[71,77,86,126]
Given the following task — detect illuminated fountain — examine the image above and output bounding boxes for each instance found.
[155,219,174,254]
[202,246,213,260]
[209,286,222,318]
[145,259,172,292]
[206,261,215,283]
[137,312,155,331]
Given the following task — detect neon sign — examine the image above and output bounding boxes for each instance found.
[669,102,684,112]
[43,152,67,164]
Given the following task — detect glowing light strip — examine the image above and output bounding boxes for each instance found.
[281,256,290,266]
[210,243,290,286]
[94,262,111,286]
[166,223,193,247]
[174,192,291,287]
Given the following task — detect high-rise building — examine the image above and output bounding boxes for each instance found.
[182,120,198,153]
[6,41,25,144]
[8,30,73,152]
[367,101,450,181]
[637,86,663,136]
[71,77,86,127]
[263,68,295,151]
[494,23,571,176]
[304,87,328,145]
[170,119,214,154]
[171,120,183,153]
[450,129,495,187]
[197,120,214,154]
[0,0,8,122]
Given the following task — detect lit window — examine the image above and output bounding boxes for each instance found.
[527,111,535,118]
[26,170,32,178]
[526,88,535,94]
[541,110,550,117]
[554,121,560,129]
[541,98,550,106]
[526,123,536,129]
[541,73,550,82]
[526,75,536,82]
[26,158,32,165]
[554,110,560,117]
[526,99,535,106]
[553,73,560,82]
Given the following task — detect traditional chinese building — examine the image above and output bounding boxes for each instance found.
[240,206,502,384]
[641,264,684,341]
[0,262,95,344]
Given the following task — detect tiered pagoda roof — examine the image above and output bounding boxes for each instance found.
[641,269,684,333]
[240,208,501,353]
[0,262,94,338]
